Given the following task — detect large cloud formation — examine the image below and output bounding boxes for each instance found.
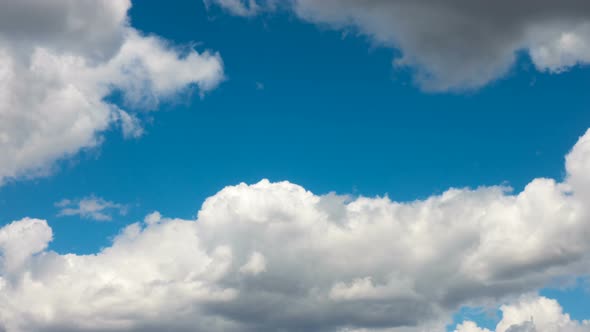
[209,0,590,91]
[0,0,223,185]
[1,128,590,331]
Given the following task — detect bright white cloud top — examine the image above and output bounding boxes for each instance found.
[455,296,590,332]
[209,0,590,91]
[0,0,224,185]
[1,128,590,331]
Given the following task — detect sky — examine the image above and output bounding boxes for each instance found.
[1,1,590,331]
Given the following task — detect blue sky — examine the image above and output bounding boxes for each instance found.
[1,1,590,331]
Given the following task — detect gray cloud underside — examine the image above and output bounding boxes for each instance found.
[211,0,590,90]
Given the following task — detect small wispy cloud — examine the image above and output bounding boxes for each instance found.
[55,196,128,221]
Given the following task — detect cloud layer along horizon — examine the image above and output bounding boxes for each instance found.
[1,128,590,331]
[0,0,224,185]
[209,0,590,91]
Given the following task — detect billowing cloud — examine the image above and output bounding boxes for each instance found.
[0,0,224,185]
[56,196,127,222]
[208,0,590,91]
[455,296,590,332]
[1,128,590,331]
[0,218,52,275]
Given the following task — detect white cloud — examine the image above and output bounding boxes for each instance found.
[1,128,590,331]
[455,296,590,332]
[239,251,266,275]
[205,0,261,16]
[528,23,590,74]
[144,211,163,225]
[0,218,52,275]
[117,110,144,139]
[455,321,493,332]
[208,0,590,91]
[56,196,127,221]
[0,0,224,185]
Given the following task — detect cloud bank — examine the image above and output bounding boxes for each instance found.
[0,0,224,185]
[1,128,590,331]
[209,0,590,91]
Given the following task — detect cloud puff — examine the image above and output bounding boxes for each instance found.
[0,0,224,185]
[1,128,590,331]
[204,0,262,16]
[56,196,127,221]
[455,296,590,332]
[0,218,52,275]
[208,0,590,90]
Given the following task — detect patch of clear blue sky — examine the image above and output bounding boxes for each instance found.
[1,0,589,327]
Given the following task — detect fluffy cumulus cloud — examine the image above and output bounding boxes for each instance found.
[0,0,224,185]
[1,128,590,331]
[455,296,590,332]
[208,0,590,90]
[55,196,127,221]
[0,218,52,275]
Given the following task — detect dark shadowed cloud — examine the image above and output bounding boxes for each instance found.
[210,0,590,90]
